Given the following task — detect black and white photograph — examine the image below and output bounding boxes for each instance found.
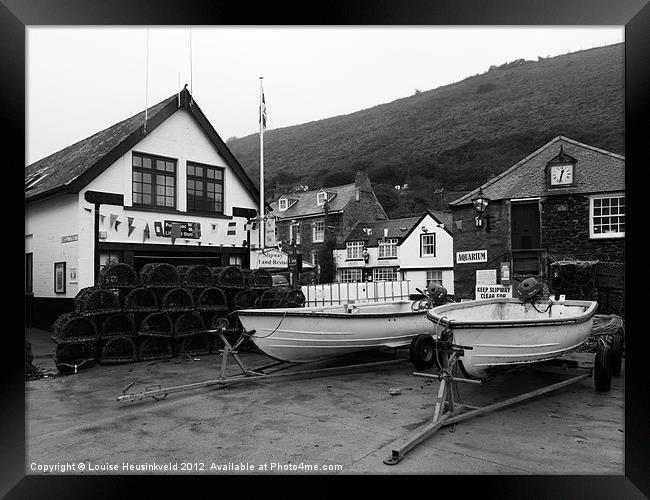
[9,0,647,493]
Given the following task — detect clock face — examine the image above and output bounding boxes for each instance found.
[550,164,574,186]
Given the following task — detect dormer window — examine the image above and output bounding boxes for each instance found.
[317,190,328,206]
[278,197,288,211]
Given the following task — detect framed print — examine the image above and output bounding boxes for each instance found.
[54,261,66,294]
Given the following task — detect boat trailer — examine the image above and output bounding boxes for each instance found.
[383,344,593,465]
[117,328,406,403]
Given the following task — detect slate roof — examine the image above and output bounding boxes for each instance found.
[25,88,261,206]
[270,184,361,218]
[449,136,625,207]
[342,211,453,247]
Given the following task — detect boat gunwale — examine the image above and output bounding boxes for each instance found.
[234,300,427,319]
[427,298,598,329]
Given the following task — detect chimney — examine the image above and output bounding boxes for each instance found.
[355,170,372,193]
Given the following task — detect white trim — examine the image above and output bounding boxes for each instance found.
[589,193,625,239]
[510,197,541,203]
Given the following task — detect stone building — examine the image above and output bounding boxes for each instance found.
[448,136,624,299]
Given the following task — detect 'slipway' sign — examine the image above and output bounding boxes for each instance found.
[456,250,487,264]
[257,249,288,268]
[475,284,512,299]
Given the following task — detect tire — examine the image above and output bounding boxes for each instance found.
[610,334,624,377]
[594,341,612,392]
[409,334,437,370]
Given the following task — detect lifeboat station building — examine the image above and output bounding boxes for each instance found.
[448,136,625,301]
[25,88,261,329]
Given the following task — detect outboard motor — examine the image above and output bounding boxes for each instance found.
[516,277,544,302]
[426,283,449,306]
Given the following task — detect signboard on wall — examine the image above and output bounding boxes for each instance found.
[456,250,487,264]
[475,284,512,300]
[476,269,497,285]
[257,249,288,268]
[162,221,201,239]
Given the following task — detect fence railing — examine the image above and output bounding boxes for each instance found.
[301,280,413,307]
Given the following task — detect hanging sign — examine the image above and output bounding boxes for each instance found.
[163,220,201,239]
[256,249,288,268]
[475,284,512,300]
[288,254,303,272]
[456,250,487,264]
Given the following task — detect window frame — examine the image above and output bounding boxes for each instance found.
[426,269,443,287]
[346,241,365,260]
[378,238,399,258]
[278,197,288,211]
[372,267,399,282]
[338,268,363,283]
[313,220,325,243]
[589,193,625,239]
[317,190,327,206]
[186,161,225,215]
[132,152,177,209]
[420,233,437,257]
[290,222,301,245]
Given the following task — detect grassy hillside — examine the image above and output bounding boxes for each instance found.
[228,44,624,217]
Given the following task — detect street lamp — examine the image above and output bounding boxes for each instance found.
[471,188,490,229]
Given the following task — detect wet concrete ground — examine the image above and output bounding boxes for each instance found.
[26,328,624,475]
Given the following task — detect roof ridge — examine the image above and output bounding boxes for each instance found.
[557,135,625,160]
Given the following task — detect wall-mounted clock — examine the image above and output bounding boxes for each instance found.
[549,163,574,187]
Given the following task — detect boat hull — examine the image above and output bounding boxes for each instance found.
[236,300,435,363]
[427,298,598,380]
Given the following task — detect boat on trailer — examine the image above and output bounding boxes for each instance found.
[421,297,599,380]
[235,300,436,363]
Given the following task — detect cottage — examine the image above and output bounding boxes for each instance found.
[261,171,387,283]
[333,211,455,295]
[25,88,261,328]
[449,136,624,299]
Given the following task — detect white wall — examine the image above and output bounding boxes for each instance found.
[401,269,455,296]
[25,195,80,298]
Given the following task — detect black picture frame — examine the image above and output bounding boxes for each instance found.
[8,0,647,498]
[53,262,66,294]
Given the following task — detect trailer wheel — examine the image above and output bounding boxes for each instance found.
[409,334,437,370]
[594,341,612,392]
[610,334,624,377]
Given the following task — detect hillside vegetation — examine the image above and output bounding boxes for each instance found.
[228,44,624,217]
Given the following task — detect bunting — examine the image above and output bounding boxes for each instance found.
[143,223,150,242]
[127,217,135,237]
[83,207,92,213]
[100,214,106,224]
[109,214,118,229]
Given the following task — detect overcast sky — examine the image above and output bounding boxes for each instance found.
[27,26,623,164]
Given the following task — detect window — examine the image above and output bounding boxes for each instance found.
[379,238,398,258]
[590,195,625,238]
[99,252,122,272]
[290,223,301,244]
[187,162,224,213]
[313,221,325,242]
[132,153,176,208]
[346,241,364,259]
[311,251,320,274]
[426,270,443,287]
[317,190,327,206]
[278,197,288,211]
[373,267,399,281]
[229,255,243,267]
[420,233,436,257]
[25,253,33,294]
[338,268,363,283]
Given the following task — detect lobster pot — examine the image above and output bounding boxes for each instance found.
[193,287,228,312]
[55,342,97,374]
[138,336,173,361]
[74,287,121,316]
[174,332,210,357]
[99,336,138,364]
[138,312,174,338]
[212,266,245,289]
[597,288,625,317]
[177,264,213,288]
[122,287,158,313]
[139,263,180,288]
[97,263,139,290]
[161,287,195,312]
[242,269,253,287]
[173,312,206,338]
[258,289,306,308]
[227,289,259,310]
[51,313,98,343]
[100,313,136,338]
[250,268,273,289]
[595,261,625,289]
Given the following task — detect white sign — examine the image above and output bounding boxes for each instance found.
[475,284,512,300]
[61,234,78,243]
[264,217,276,247]
[256,249,288,268]
[456,250,487,264]
[476,269,497,285]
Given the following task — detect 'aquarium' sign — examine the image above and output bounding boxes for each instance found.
[456,250,487,264]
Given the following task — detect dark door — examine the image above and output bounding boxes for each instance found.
[511,202,541,275]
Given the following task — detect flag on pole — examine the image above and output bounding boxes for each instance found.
[259,83,267,131]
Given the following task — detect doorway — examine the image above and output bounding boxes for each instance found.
[511,201,542,275]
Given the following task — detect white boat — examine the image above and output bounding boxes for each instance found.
[235,300,436,363]
[426,298,599,380]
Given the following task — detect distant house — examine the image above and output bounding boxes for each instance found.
[261,171,388,283]
[25,87,261,329]
[333,211,455,294]
[448,135,624,299]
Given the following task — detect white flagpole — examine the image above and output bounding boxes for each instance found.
[259,77,265,250]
